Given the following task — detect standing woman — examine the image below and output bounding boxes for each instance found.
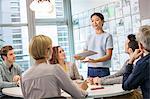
[50,46,83,80]
[75,13,113,78]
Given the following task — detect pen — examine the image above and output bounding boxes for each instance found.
[91,87,104,90]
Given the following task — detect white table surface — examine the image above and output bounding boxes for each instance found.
[2,84,131,99]
[2,87,23,98]
[88,84,131,98]
[62,84,131,98]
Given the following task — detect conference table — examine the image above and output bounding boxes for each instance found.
[2,84,131,99]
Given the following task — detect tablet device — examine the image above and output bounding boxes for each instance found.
[76,50,97,57]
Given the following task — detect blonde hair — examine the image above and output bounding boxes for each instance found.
[29,35,52,60]
[136,25,150,51]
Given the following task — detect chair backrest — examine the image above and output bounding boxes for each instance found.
[41,96,67,99]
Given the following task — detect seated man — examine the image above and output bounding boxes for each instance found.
[122,25,150,99]
[91,34,139,85]
[0,45,22,98]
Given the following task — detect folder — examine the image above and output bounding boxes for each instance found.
[76,50,98,57]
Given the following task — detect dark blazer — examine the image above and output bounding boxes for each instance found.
[122,53,150,99]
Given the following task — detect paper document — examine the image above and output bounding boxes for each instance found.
[77,50,97,57]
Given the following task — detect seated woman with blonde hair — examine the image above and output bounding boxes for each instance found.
[21,35,88,99]
[50,46,83,80]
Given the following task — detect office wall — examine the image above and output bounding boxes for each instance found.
[139,0,150,20]
[71,0,114,15]
[139,0,150,25]
[71,0,141,78]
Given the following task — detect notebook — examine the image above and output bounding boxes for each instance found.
[76,50,98,57]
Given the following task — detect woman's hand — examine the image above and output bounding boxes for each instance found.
[87,77,93,85]
[82,57,97,63]
[87,77,101,85]
[93,77,101,85]
[74,55,85,60]
[88,58,97,63]
[80,80,88,90]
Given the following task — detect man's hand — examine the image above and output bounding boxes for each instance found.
[16,80,21,87]
[128,49,143,64]
[13,75,21,82]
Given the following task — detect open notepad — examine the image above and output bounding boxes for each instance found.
[76,50,98,57]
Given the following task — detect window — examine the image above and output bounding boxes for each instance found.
[11,7,20,12]
[10,2,20,6]
[0,0,73,71]
[11,18,20,22]
[36,24,70,61]
[12,29,21,33]
[11,13,20,17]
[15,50,23,54]
[0,26,29,70]
[16,56,23,60]
[13,34,21,38]
[14,45,22,49]
[13,40,22,43]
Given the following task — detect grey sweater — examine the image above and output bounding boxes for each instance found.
[66,62,82,80]
[101,60,128,85]
[0,61,22,91]
[21,63,87,99]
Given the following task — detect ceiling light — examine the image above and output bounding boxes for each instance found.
[30,0,54,13]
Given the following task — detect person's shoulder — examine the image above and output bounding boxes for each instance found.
[50,63,60,68]
[104,32,112,37]
[137,54,150,64]
[13,63,20,66]
[0,62,6,71]
[50,64,66,76]
[142,56,150,67]
[50,64,63,71]
[135,57,149,70]
[13,63,21,68]
[0,63,3,70]
[0,62,3,67]
[22,67,32,81]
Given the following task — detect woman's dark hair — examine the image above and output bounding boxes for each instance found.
[127,34,139,52]
[127,34,136,41]
[49,46,60,64]
[91,12,104,21]
[0,45,13,60]
[128,40,139,52]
